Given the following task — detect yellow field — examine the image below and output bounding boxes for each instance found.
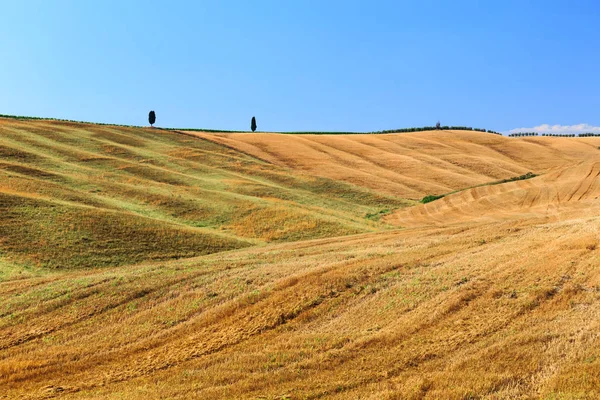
[389,160,600,227]
[2,120,600,399]
[190,130,600,198]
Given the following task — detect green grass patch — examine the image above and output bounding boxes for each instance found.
[365,209,392,221]
[421,194,446,204]
[0,192,250,268]
[494,172,537,184]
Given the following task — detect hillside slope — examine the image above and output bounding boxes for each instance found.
[2,214,599,399]
[192,130,600,199]
[2,120,600,399]
[0,118,407,270]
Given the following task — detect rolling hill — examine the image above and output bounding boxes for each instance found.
[0,117,406,271]
[190,129,600,199]
[2,118,600,399]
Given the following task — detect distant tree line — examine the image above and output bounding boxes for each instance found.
[275,127,502,135]
[374,126,502,135]
[508,132,539,137]
[508,132,600,137]
[541,133,576,137]
[577,133,600,137]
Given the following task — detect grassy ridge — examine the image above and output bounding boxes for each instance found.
[0,192,246,269]
[0,117,410,269]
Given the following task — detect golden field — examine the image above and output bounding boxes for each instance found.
[2,118,600,399]
[189,130,600,198]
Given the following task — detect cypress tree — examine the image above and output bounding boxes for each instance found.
[251,116,257,132]
[148,110,156,127]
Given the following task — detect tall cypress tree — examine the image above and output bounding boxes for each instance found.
[148,111,156,127]
[251,116,257,132]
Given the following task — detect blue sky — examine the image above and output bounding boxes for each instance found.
[1,0,598,133]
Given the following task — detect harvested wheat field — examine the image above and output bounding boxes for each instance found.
[191,130,600,199]
[388,160,600,227]
[2,119,600,399]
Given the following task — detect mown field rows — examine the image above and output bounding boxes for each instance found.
[2,215,600,398]
[2,118,600,398]
[0,118,408,271]
[194,129,600,199]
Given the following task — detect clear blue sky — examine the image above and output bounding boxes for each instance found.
[1,0,599,133]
